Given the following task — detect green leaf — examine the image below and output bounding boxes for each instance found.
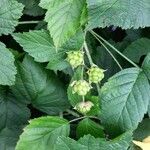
[133,119,150,141]
[39,0,86,47]
[0,0,24,35]
[101,68,150,136]
[123,38,150,63]
[76,118,104,138]
[142,53,150,80]
[0,127,22,150]
[0,86,30,130]
[17,0,45,16]
[13,30,57,63]
[142,53,150,116]
[13,30,84,71]
[87,0,150,30]
[0,42,17,85]
[80,4,88,26]
[16,116,70,150]
[11,55,70,114]
[79,131,132,150]
[55,131,132,150]
[55,136,87,150]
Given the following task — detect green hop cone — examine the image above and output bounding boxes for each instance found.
[71,80,91,96]
[66,51,84,68]
[88,65,105,83]
[74,101,94,114]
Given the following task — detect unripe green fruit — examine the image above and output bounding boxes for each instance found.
[66,51,84,68]
[88,66,105,83]
[74,101,94,114]
[70,80,91,96]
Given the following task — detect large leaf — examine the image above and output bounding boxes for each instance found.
[87,0,150,30]
[0,42,17,85]
[142,53,150,116]
[55,131,132,150]
[0,86,30,130]
[11,55,70,114]
[13,30,57,63]
[0,0,24,35]
[123,38,150,63]
[16,116,70,150]
[0,127,22,150]
[101,68,150,136]
[13,30,84,71]
[39,0,86,47]
[76,118,104,138]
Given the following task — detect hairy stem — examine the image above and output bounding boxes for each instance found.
[18,21,40,24]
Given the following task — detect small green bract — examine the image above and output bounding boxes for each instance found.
[71,80,91,96]
[74,101,94,114]
[66,51,84,68]
[88,65,105,83]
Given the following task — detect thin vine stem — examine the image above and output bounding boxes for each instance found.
[84,41,94,66]
[69,116,87,123]
[90,30,140,69]
[18,21,40,24]
[69,116,100,123]
[90,31,123,70]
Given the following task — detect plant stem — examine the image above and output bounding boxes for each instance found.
[69,116,101,123]
[96,83,101,96]
[69,116,87,123]
[90,30,140,69]
[18,21,40,24]
[66,109,80,117]
[84,41,94,66]
[90,31,123,70]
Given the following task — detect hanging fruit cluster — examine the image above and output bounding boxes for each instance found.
[66,49,105,114]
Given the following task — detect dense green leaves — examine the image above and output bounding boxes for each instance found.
[123,38,150,63]
[0,42,17,85]
[16,116,70,150]
[0,0,24,35]
[101,68,150,135]
[76,118,104,138]
[0,0,150,149]
[39,0,86,47]
[87,0,150,29]
[11,55,70,114]
[0,86,30,130]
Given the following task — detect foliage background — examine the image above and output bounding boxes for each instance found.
[0,0,150,149]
